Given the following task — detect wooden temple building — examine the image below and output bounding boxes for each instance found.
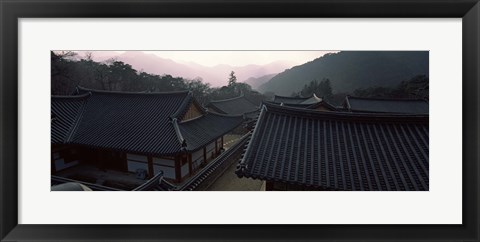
[51,87,244,188]
[236,102,429,191]
[207,94,260,116]
[207,95,261,131]
[271,93,339,111]
[272,93,321,107]
[343,96,429,114]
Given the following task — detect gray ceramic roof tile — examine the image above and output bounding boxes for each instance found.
[273,94,321,105]
[51,93,89,144]
[179,113,245,152]
[345,96,429,114]
[70,90,187,155]
[236,103,429,191]
[51,88,243,156]
[207,95,260,115]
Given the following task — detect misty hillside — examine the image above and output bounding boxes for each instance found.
[83,51,293,87]
[243,73,277,89]
[258,51,429,95]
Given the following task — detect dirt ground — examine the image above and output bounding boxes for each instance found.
[206,160,263,191]
[206,134,263,191]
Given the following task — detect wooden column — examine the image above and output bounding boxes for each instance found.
[175,155,181,183]
[188,153,193,175]
[215,140,218,157]
[221,136,224,149]
[203,147,207,164]
[97,150,104,171]
[266,181,274,191]
[147,156,154,179]
[122,152,128,172]
[51,153,56,174]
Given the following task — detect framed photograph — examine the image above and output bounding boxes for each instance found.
[1,0,479,241]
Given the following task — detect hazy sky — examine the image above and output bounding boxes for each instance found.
[110,50,337,67]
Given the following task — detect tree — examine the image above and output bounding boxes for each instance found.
[298,78,333,100]
[235,82,252,95]
[186,78,211,105]
[51,51,79,95]
[228,71,237,87]
[318,78,333,99]
[227,71,238,95]
[351,75,429,99]
[50,53,268,104]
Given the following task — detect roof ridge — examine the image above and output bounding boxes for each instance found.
[273,94,310,100]
[347,95,427,102]
[51,92,91,99]
[65,97,89,143]
[171,91,204,120]
[179,111,244,124]
[178,112,205,124]
[264,100,314,108]
[208,111,245,119]
[299,94,322,104]
[209,94,245,103]
[237,105,268,174]
[264,102,428,122]
[306,100,337,110]
[170,117,187,150]
[243,108,261,115]
[76,86,190,96]
[242,94,261,107]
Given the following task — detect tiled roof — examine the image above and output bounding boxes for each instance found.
[236,103,429,191]
[52,87,242,156]
[244,109,261,120]
[71,89,188,155]
[264,99,335,110]
[273,94,321,105]
[306,100,338,111]
[345,96,429,114]
[243,94,264,106]
[179,113,244,152]
[275,102,313,108]
[51,93,89,143]
[207,95,260,115]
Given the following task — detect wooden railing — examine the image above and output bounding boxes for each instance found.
[132,171,164,191]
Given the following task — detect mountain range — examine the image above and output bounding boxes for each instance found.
[82,51,294,87]
[258,51,429,95]
[243,73,278,89]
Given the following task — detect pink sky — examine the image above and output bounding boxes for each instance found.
[92,50,337,67]
[68,50,339,87]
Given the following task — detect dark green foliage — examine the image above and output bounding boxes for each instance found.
[299,78,333,100]
[396,74,429,99]
[209,70,256,101]
[258,51,429,95]
[290,91,300,97]
[51,52,262,106]
[263,91,275,101]
[352,75,429,99]
[307,75,429,106]
[51,51,80,95]
[228,71,237,87]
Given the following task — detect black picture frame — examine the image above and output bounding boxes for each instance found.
[1,0,479,241]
